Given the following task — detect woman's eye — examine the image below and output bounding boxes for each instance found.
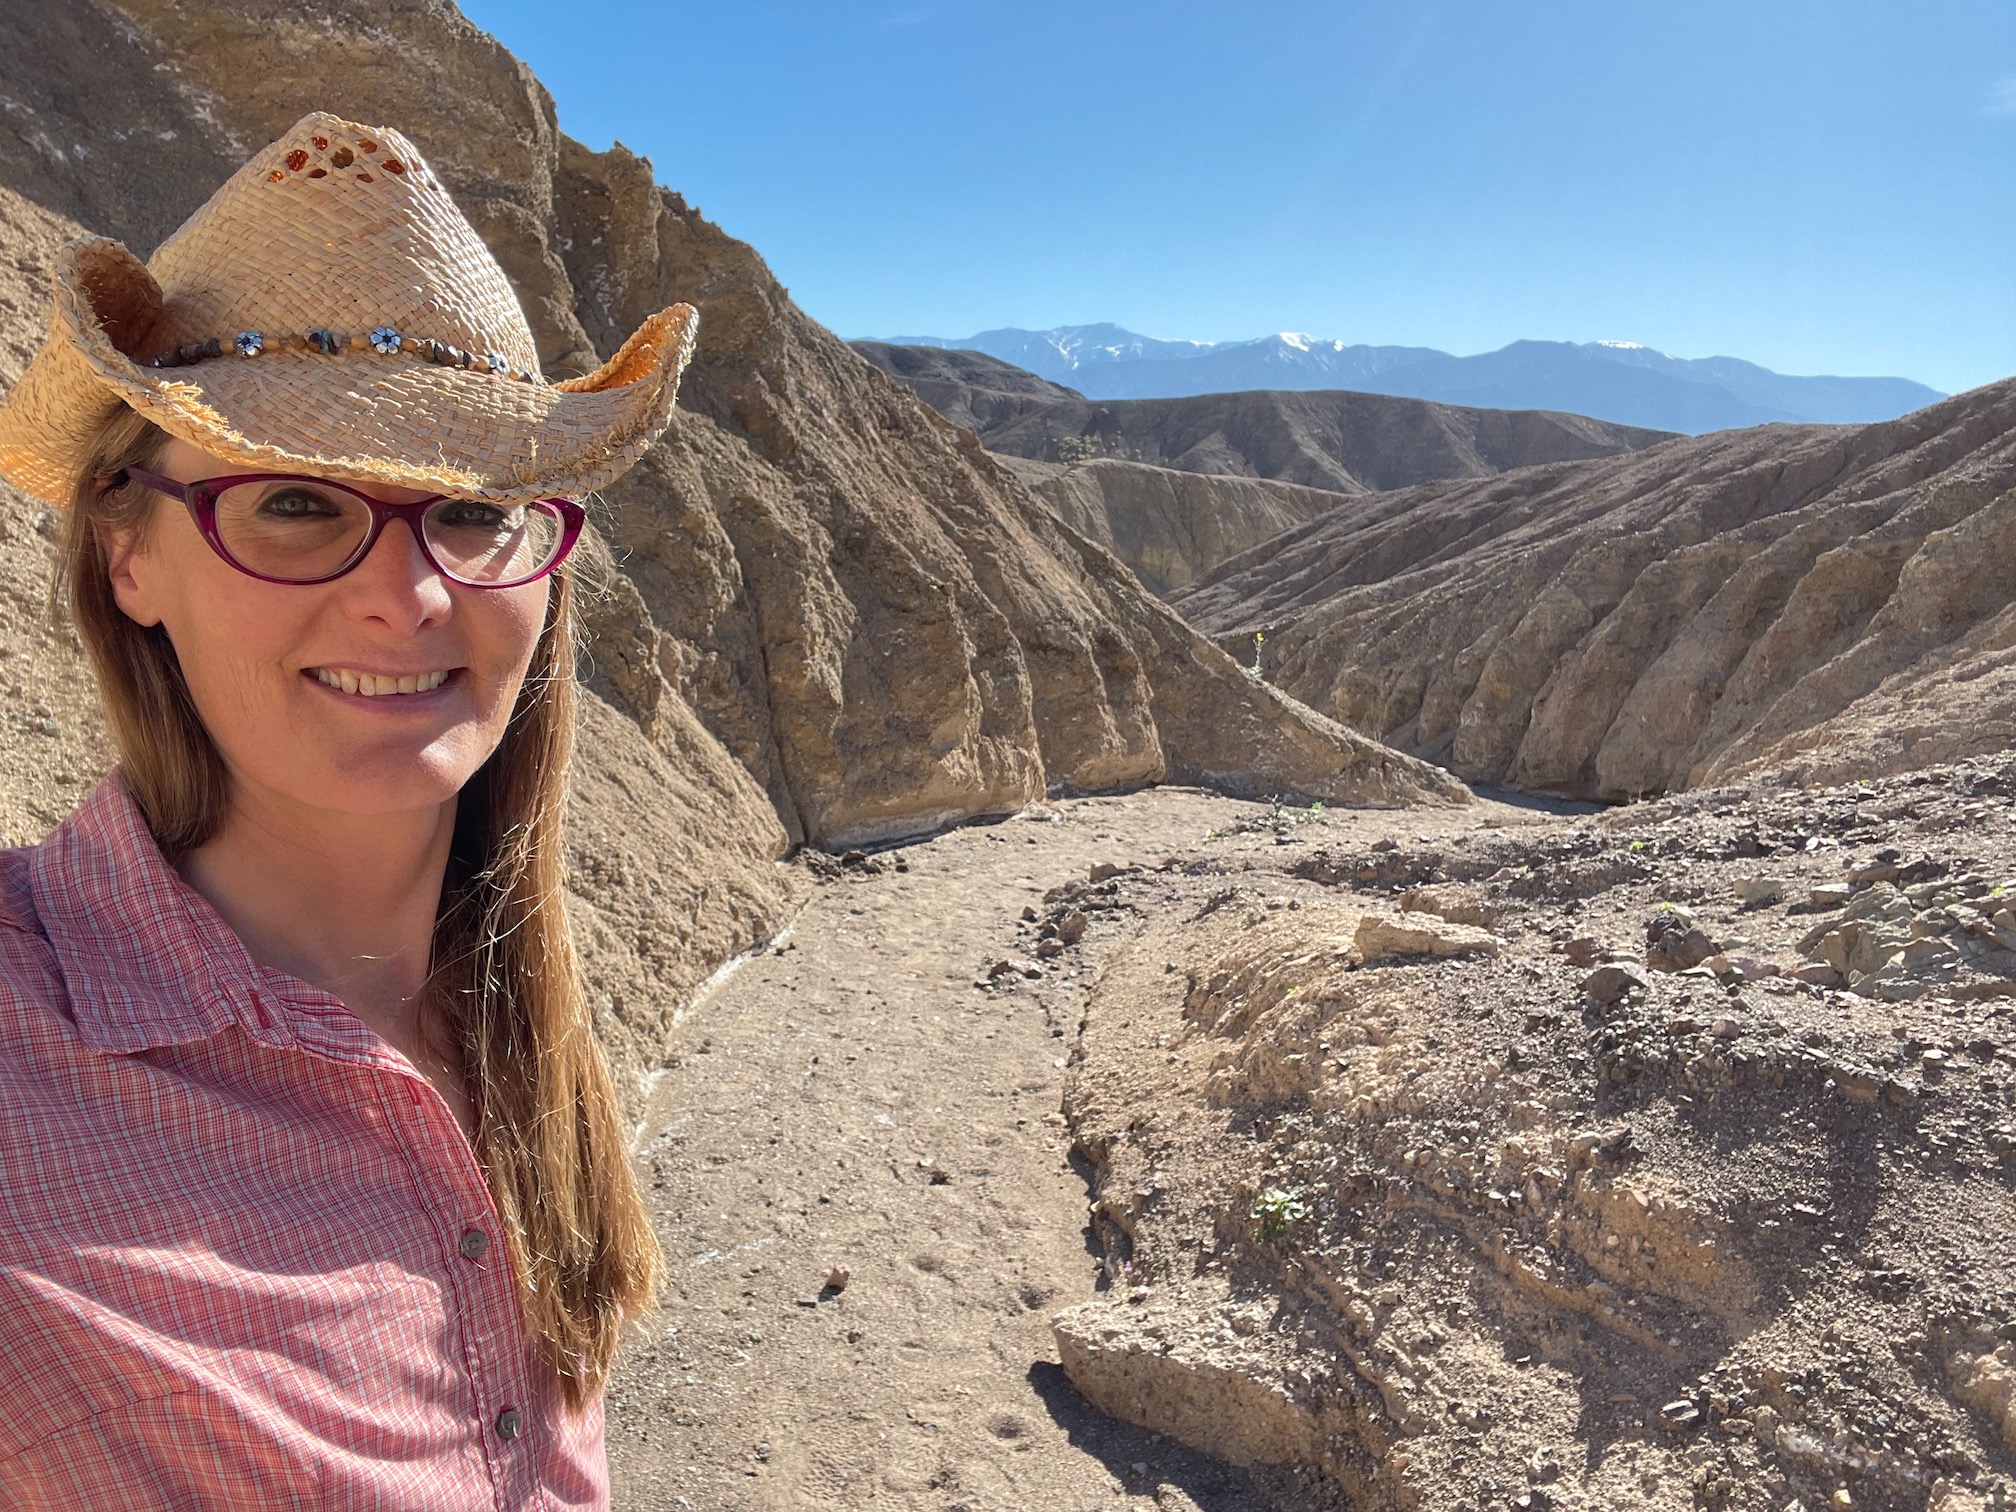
[436,502,519,532]
[257,487,346,519]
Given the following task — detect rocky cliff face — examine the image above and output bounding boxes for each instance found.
[1174,382,2016,801]
[0,0,1461,1094]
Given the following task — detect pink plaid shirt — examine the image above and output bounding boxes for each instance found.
[0,776,606,1509]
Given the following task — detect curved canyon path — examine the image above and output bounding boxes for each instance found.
[605,785,1547,1511]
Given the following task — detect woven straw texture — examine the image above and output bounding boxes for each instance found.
[0,111,696,507]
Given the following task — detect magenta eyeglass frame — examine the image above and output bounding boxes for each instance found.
[117,466,585,589]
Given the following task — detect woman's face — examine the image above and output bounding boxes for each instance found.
[106,436,551,819]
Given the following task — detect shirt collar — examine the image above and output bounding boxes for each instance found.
[31,774,304,1055]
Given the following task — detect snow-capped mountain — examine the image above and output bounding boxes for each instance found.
[863,325,1945,433]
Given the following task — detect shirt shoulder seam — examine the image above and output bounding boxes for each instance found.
[0,1383,204,1471]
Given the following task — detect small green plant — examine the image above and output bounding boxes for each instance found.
[1249,630,1267,677]
[1251,1185,1309,1242]
[1629,840,1648,853]
[1056,433,1102,463]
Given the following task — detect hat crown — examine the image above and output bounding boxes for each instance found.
[140,112,538,371]
[0,108,696,510]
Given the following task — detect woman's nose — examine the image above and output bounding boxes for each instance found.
[338,515,454,631]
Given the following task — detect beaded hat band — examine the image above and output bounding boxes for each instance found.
[149,327,541,383]
[0,110,698,509]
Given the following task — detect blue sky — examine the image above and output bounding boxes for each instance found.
[457,1,2014,393]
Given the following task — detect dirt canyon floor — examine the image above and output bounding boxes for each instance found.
[604,787,1358,1512]
[605,767,2016,1512]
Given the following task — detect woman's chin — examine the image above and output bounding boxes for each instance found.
[242,736,491,819]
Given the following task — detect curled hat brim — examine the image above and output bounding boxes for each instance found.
[0,236,698,508]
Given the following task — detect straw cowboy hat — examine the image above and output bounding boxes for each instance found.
[0,110,697,507]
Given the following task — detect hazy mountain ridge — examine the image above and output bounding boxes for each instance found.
[870,324,1945,433]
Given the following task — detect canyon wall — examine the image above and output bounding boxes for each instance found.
[0,0,1462,1096]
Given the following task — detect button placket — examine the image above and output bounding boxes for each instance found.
[385,1076,529,1490]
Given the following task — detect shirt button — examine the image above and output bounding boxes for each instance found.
[496,1407,522,1441]
[458,1228,489,1261]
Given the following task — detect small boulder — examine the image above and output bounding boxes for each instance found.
[1809,883,1854,910]
[1645,906,1719,973]
[1356,913,1502,963]
[1398,884,1499,929]
[1733,876,1786,907]
[1583,962,1651,1004]
[1562,936,1604,968]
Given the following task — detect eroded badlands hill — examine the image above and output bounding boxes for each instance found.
[994,455,1348,597]
[857,341,1673,594]
[854,343,1676,489]
[1173,382,2016,801]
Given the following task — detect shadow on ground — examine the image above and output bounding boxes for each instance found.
[1025,1360,1274,1511]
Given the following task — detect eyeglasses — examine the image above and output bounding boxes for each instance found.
[118,468,584,589]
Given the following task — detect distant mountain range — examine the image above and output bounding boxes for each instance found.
[859,324,1946,434]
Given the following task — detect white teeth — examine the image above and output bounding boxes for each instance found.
[312,667,449,696]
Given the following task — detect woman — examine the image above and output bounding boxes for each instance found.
[0,112,698,1507]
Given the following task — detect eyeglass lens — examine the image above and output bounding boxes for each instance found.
[211,481,567,586]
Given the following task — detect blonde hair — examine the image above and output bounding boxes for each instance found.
[64,404,660,1408]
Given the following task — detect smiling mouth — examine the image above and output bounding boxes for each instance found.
[308,667,453,697]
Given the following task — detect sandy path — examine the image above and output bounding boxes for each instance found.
[605,787,1537,1510]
